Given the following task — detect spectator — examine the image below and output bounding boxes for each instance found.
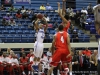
[22,12,29,19]
[81,7,88,14]
[53,21,59,29]
[16,11,22,19]
[8,18,16,26]
[74,10,81,26]
[80,13,87,29]
[67,6,73,14]
[47,48,52,58]
[7,48,11,56]
[40,4,46,10]
[71,50,78,75]
[72,30,79,42]
[26,9,34,14]
[3,13,12,21]
[9,5,16,12]
[21,6,26,13]
[27,49,34,58]
[0,5,6,10]
[87,3,93,15]
[44,14,50,22]
[77,51,89,74]
[2,18,8,26]
[46,3,53,10]
[82,47,92,57]
[20,48,25,57]
[90,50,98,71]
[70,25,74,34]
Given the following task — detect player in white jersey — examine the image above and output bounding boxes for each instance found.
[34,17,48,64]
[93,0,100,75]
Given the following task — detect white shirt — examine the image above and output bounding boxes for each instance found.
[9,58,19,66]
[93,4,100,22]
[36,28,45,43]
[1,57,9,63]
[47,51,52,57]
[30,56,34,62]
[81,9,88,14]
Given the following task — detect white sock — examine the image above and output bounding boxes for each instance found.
[31,72,33,75]
[28,71,30,74]
[22,71,25,74]
[70,71,72,75]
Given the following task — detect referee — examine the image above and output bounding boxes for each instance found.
[93,0,100,75]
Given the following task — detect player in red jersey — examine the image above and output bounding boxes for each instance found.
[47,25,72,75]
[19,53,31,75]
[58,1,71,32]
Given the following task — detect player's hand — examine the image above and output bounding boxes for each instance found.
[91,61,94,64]
[57,2,60,7]
[66,53,71,58]
[74,61,78,64]
[97,29,100,35]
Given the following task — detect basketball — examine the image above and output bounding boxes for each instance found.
[37,13,43,19]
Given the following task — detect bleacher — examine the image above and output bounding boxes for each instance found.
[0,0,98,43]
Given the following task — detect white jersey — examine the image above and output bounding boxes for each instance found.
[93,4,100,23]
[1,57,9,63]
[9,58,19,66]
[36,28,45,43]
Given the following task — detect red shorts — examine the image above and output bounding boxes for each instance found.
[50,49,72,67]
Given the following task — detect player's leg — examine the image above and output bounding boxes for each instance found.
[47,50,62,75]
[19,65,26,75]
[0,63,4,75]
[34,41,39,62]
[61,51,72,75]
[28,64,31,75]
[9,65,14,75]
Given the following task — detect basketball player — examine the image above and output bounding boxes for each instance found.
[58,2,71,32]
[58,2,72,75]
[9,54,20,75]
[0,52,9,75]
[93,0,100,75]
[47,25,72,75]
[33,17,48,73]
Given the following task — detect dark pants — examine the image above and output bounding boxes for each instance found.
[97,60,100,75]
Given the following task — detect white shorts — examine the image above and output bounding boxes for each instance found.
[34,41,44,58]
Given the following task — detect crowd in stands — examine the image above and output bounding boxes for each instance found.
[0,47,98,75]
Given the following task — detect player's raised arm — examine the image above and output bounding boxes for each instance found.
[51,35,56,54]
[35,19,40,32]
[57,2,68,24]
[62,0,66,16]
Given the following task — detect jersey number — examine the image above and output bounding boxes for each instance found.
[61,36,64,43]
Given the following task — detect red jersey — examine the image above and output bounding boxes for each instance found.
[55,31,68,50]
[20,57,29,63]
[63,21,70,32]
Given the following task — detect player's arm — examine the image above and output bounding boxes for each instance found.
[67,33,71,56]
[43,17,48,32]
[35,19,40,32]
[51,35,56,55]
[62,0,66,16]
[57,2,68,24]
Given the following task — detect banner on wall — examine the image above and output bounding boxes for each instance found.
[14,0,31,4]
